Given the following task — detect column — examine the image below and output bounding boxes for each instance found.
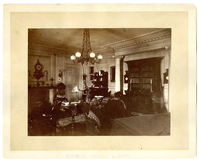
[115,55,125,92]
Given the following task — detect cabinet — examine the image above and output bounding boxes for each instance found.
[122,91,162,114]
[92,70,108,88]
[124,57,163,114]
[89,70,109,98]
[127,57,162,92]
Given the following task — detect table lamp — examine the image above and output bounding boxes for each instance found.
[72,85,80,101]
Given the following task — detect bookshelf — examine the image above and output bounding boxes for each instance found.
[92,70,108,88]
[127,57,162,92]
[124,57,163,113]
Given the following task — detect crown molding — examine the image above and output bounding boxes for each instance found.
[94,47,115,55]
[101,29,171,51]
[115,37,171,56]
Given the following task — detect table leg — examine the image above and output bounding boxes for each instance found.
[71,113,75,135]
[71,105,77,135]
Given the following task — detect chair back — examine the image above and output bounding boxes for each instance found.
[81,103,100,135]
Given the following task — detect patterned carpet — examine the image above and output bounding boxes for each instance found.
[57,114,85,127]
[28,114,88,136]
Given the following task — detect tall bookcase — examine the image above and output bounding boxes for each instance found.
[124,57,163,113]
[127,57,162,92]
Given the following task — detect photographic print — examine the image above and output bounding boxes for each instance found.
[3,4,196,159]
[28,28,171,136]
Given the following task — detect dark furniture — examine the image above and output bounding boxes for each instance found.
[28,87,55,136]
[82,110,100,135]
[121,90,163,114]
[126,57,162,92]
[89,87,109,98]
[81,103,112,136]
[124,57,164,114]
[92,70,108,88]
[28,87,55,116]
[88,70,110,100]
[52,101,85,136]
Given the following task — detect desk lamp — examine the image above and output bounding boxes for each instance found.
[72,85,80,101]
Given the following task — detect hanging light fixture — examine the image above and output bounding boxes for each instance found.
[70,29,103,65]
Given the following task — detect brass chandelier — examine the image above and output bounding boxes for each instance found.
[70,29,103,65]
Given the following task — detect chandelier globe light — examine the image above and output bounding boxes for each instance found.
[90,52,95,58]
[70,29,103,65]
[97,54,103,60]
[70,55,76,60]
[75,51,81,58]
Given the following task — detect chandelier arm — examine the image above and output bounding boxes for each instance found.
[95,58,101,64]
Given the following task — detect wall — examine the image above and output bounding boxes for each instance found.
[28,44,117,101]
[28,44,69,103]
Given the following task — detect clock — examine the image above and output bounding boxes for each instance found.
[33,59,44,80]
[36,64,42,71]
[34,60,43,72]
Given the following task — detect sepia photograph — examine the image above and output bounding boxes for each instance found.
[28,28,171,136]
[3,3,196,159]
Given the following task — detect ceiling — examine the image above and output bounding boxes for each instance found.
[28,28,164,56]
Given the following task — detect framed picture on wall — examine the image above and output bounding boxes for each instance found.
[89,66,94,74]
[110,66,115,82]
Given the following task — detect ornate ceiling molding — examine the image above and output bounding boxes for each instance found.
[101,29,171,51]
[114,34,170,50]
[94,48,115,55]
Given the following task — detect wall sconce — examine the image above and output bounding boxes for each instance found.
[58,69,65,82]
[163,69,169,84]
[124,71,128,83]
